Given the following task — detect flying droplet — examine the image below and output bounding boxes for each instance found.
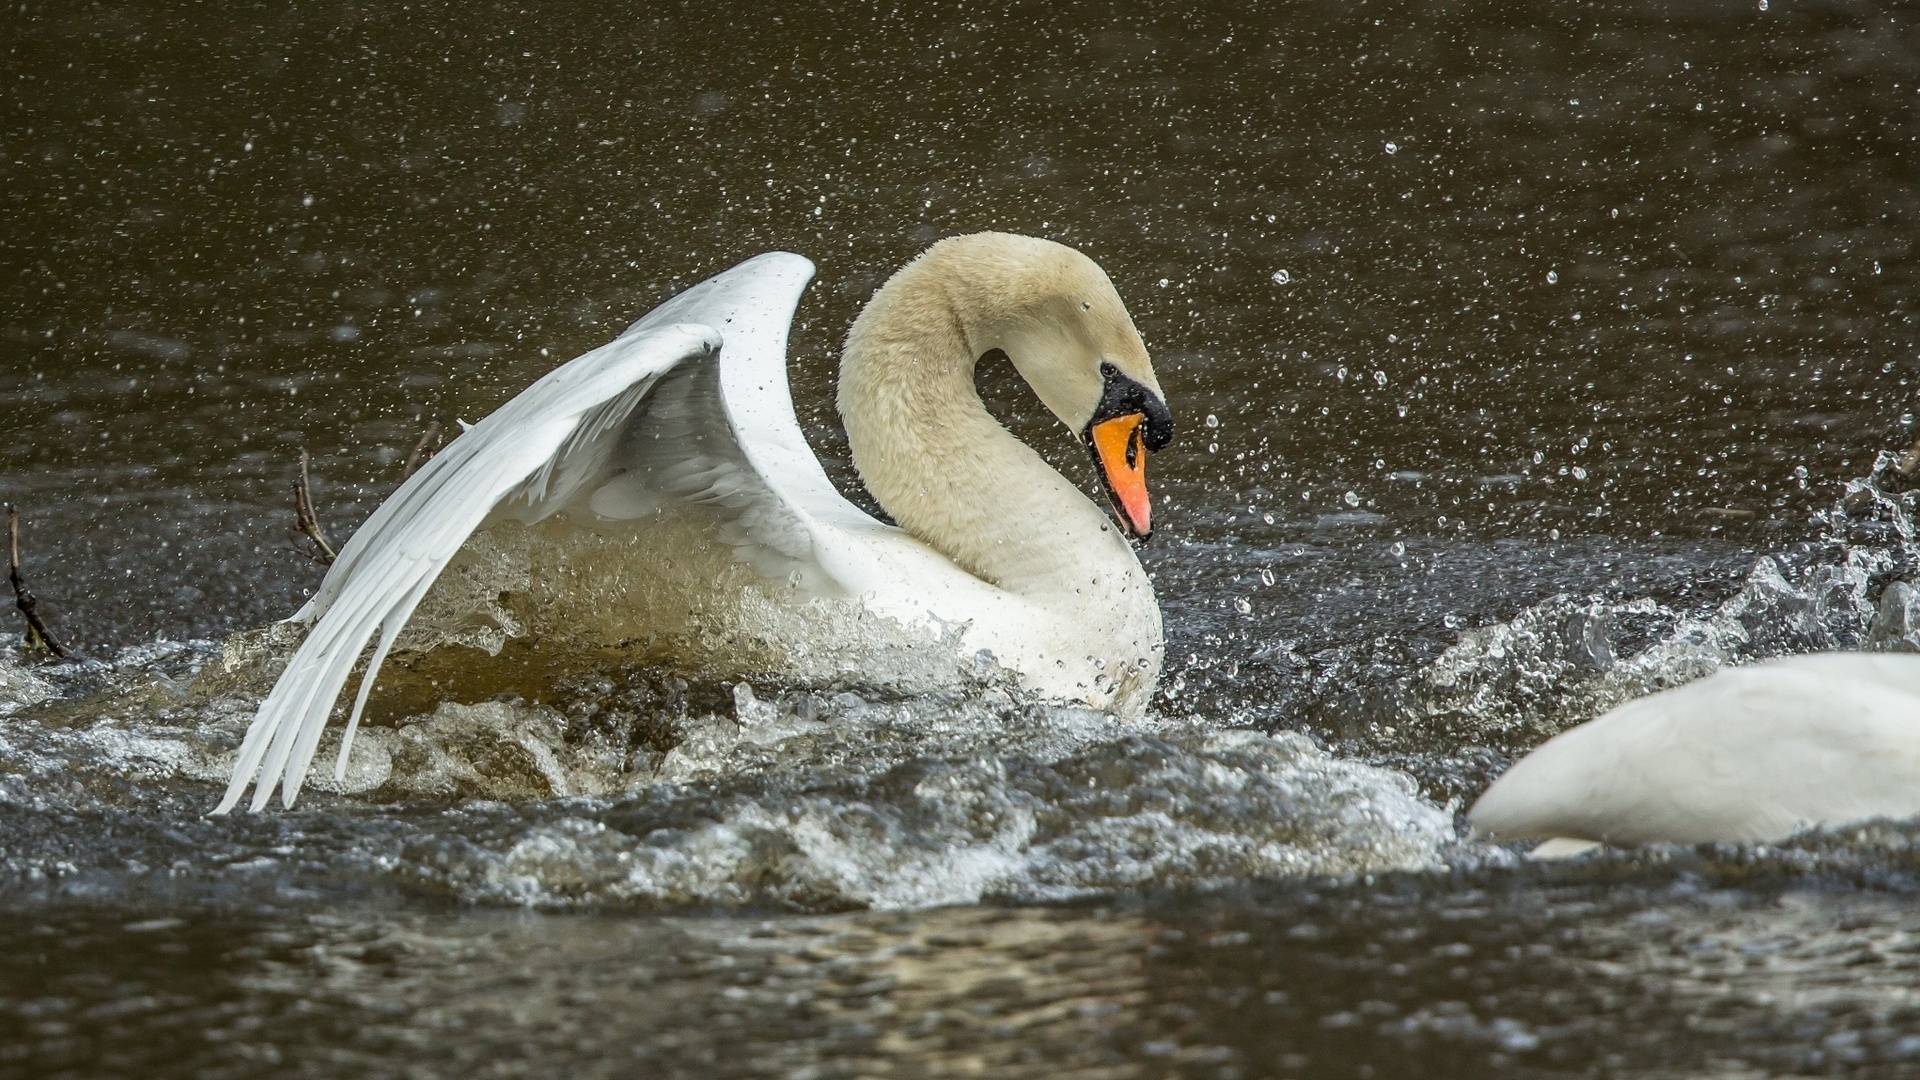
[1344,490,1360,507]
[1205,414,1220,428]
[1546,270,1558,284]
[1271,269,1291,285]
[1384,141,1399,154]
[1234,597,1253,615]
[1260,567,1276,586]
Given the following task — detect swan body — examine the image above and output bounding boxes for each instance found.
[218,233,1172,812]
[1468,652,1920,853]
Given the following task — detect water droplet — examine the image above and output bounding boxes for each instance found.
[1343,490,1360,507]
[1390,541,1406,557]
[1758,0,1768,9]
[1384,141,1399,154]
[1260,567,1276,586]
[1208,442,1219,454]
[1549,528,1561,540]
[1205,414,1220,428]
[1262,512,1275,524]
[1374,370,1387,386]
[1336,366,1348,381]
[1571,466,1588,480]
[1234,597,1252,615]
[1532,451,1545,465]
[1157,277,1171,288]
[1546,270,1558,284]
[1270,269,1291,285]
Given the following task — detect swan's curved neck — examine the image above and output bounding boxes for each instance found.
[837,273,1126,596]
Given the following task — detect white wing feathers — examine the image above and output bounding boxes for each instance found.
[216,321,717,813]
[217,250,832,813]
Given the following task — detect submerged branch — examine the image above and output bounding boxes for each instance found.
[6,505,69,657]
[291,449,337,566]
[402,419,443,479]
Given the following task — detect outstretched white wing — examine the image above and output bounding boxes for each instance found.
[218,252,836,812]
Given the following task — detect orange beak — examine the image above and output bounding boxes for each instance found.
[1089,412,1152,539]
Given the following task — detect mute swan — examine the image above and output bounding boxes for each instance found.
[1468,652,1920,856]
[217,233,1173,812]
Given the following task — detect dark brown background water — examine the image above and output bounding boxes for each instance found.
[5,1,1920,1077]
[7,0,1914,648]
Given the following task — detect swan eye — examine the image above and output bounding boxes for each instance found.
[1092,361,1173,452]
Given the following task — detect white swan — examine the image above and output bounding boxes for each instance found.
[1468,652,1920,856]
[217,233,1173,812]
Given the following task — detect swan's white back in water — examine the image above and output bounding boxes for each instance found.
[1468,652,1920,850]
[218,236,1171,812]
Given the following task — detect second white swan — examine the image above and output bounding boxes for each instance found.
[1469,651,1920,854]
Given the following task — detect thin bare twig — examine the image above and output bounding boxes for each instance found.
[402,420,443,479]
[291,449,337,566]
[6,505,69,657]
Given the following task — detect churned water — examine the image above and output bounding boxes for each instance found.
[7,2,1920,1076]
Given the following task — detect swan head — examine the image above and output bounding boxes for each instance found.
[924,233,1173,539]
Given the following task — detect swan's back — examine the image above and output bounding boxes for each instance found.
[1469,654,1920,846]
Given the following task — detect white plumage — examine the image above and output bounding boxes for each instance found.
[220,236,1171,812]
[1469,652,1920,853]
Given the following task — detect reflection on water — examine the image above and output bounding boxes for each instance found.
[13,872,1920,1078]
[6,1,1920,1075]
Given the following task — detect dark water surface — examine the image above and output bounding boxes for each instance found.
[6,2,1920,1076]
